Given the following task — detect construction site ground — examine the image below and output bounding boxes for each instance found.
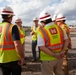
[0,32,76,75]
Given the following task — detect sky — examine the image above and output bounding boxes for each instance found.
[0,0,76,26]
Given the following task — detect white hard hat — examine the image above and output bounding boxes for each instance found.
[33,17,38,21]
[52,14,57,21]
[15,18,22,23]
[56,13,66,21]
[1,6,15,15]
[39,10,51,21]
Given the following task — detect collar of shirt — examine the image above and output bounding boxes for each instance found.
[2,20,11,24]
[45,22,54,27]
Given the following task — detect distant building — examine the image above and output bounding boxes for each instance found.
[69,25,76,32]
[22,26,31,36]
[69,25,76,28]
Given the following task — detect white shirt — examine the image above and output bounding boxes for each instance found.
[37,22,68,46]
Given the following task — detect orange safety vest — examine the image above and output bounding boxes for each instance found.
[39,24,64,53]
[60,24,71,49]
[18,26,25,44]
[0,22,20,63]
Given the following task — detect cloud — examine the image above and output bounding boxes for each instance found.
[0,0,76,26]
[52,0,76,24]
[0,0,3,3]
[11,0,51,26]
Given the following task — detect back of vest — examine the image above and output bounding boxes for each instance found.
[0,22,19,63]
[39,24,64,60]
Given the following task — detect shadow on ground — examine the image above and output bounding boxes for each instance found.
[22,57,41,72]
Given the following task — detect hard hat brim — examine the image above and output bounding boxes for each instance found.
[39,16,51,22]
[0,12,15,16]
[56,18,66,21]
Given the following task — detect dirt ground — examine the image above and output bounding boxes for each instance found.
[0,32,76,75]
[22,35,42,75]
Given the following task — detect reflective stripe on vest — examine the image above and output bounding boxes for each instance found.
[60,24,71,50]
[0,23,15,50]
[0,44,15,50]
[18,27,25,44]
[19,29,25,38]
[39,25,64,52]
[6,23,10,42]
[39,27,49,46]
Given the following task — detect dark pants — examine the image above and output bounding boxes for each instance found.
[38,47,40,59]
[0,61,21,75]
[32,40,37,60]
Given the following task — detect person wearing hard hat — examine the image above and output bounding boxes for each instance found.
[56,13,71,75]
[52,14,57,24]
[0,6,25,75]
[30,17,41,62]
[37,10,69,75]
[15,18,25,45]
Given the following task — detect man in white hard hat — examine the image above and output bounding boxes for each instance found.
[37,10,69,75]
[52,14,57,24]
[0,6,25,75]
[15,18,25,45]
[56,13,71,75]
[30,17,41,62]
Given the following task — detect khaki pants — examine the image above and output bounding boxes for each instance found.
[41,59,64,75]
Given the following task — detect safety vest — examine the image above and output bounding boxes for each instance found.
[39,24,64,60]
[0,22,20,63]
[31,25,38,41]
[60,24,70,36]
[18,26,25,44]
[60,24,71,49]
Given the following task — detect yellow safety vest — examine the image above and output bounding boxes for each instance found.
[60,24,71,50]
[18,26,25,44]
[0,22,20,63]
[38,24,64,60]
[31,25,38,41]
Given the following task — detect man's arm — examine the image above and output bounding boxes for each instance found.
[12,25,25,65]
[59,30,69,56]
[30,26,36,35]
[39,46,55,56]
[37,35,55,57]
[14,41,25,58]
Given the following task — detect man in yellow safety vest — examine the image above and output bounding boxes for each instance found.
[30,17,40,62]
[37,10,69,75]
[0,6,25,75]
[56,13,71,75]
[15,18,25,45]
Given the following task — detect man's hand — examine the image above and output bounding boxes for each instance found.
[54,51,65,59]
[18,58,24,66]
[68,42,72,49]
[30,31,35,35]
